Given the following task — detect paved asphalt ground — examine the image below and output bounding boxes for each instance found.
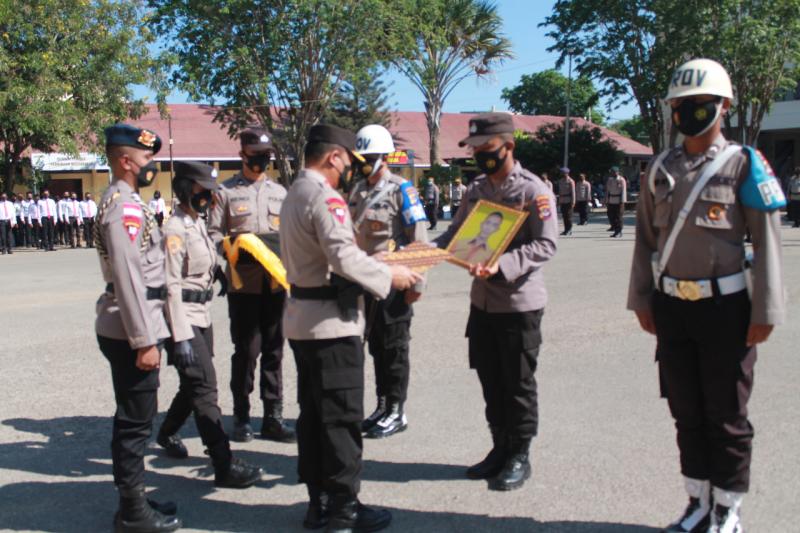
[1,211,798,532]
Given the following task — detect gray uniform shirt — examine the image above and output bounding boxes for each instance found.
[605,175,627,204]
[208,172,286,294]
[788,175,800,200]
[94,180,169,349]
[348,172,429,292]
[451,183,467,204]
[576,180,592,202]
[627,135,785,325]
[557,176,575,205]
[164,205,217,343]
[435,161,559,313]
[280,168,392,340]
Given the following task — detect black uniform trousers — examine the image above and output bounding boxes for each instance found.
[365,291,412,403]
[14,216,23,246]
[559,203,573,232]
[228,285,286,421]
[424,202,438,229]
[66,216,80,246]
[290,336,364,498]
[155,212,164,228]
[607,203,623,232]
[83,217,95,247]
[98,335,160,490]
[576,201,589,224]
[0,220,12,252]
[653,290,755,492]
[160,325,231,463]
[30,220,41,248]
[788,199,800,226]
[41,216,55,250]
[466,306,543,440]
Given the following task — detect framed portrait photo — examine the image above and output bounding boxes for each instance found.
[446,200,528,269]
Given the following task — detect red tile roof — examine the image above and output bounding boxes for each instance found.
[127,104,652,165]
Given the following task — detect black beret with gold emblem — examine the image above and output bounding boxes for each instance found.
[104,124,162,154]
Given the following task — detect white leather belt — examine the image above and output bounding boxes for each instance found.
[660,271,747,301]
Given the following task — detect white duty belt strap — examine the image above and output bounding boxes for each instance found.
[652,144,742,283]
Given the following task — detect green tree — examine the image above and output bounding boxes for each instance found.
[610,115,650,146]
[0,0,158,193]
[323,67,394,132]
[704,0,800,145]
[393,0,513,165]
[151,0,413,183]
[501,69,604,124]
[513,125,622,179]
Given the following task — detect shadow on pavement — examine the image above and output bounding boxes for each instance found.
[0,416,658,532]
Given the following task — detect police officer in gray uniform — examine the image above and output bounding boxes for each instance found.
[628,59,785,533]
[557,167,575,235]
[606,167,627,237]
[208,128,295,443]
[575,173,592,225]
[786,168,800,227]
[280,124,421,532]
[349,124,429,439]
[435,113,559,492]
[156,161,263,489]
[95,124,180,533]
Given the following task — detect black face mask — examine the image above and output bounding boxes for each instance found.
[245,154,269,174]
[672,98,721,137]
[190,190,213,214]
[135,161,159,187]
[154,191,161,199]
[357,157,381,179]
[336,158,354,194]
[475,146,508,175]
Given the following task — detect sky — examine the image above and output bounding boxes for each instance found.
[134,0,639,123]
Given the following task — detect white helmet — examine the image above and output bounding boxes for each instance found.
[666,58,733,101]
[355,125,395,155]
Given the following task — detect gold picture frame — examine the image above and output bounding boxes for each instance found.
[446,200,528,269]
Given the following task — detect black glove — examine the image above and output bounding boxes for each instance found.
[214,265,228,297]
[173,340,196,370]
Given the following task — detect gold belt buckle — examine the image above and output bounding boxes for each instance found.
[676,280,702,301]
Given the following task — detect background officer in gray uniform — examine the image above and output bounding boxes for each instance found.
[156,161,262,489]
[451,178,467,216]
[627,59,785,533]
[435,112,558,492]
[349,124,429,439]
[95,124,180,533]
[575,173,592,225]
[786,167,800,227]
[557,167,575,235]
[605,167,627,237]
[208,128,295,443]
[280,124,421,532]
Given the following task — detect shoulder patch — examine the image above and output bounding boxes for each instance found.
[399,182,427,227]
[740,146,786,211]
[535,194,552,220]
[326,197,348,224]
[122,202,143,242]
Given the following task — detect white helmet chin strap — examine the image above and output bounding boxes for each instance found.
[696,102,723,137]
[368,158,382,179]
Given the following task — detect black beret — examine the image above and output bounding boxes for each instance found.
[307,124,365,163]
[240,127,274,151]
[104,124,162,154]
[459,112,515,147]
[173,161,218,190]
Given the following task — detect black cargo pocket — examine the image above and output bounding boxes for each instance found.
[382,321,410,350]
[320,367,364,424]
[465,308,487,369]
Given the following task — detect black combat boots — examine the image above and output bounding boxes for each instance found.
[231,416,254,443]
[488,437,531,491]
[156,430,188,459]
[325,494,392,533]
[114,485,181,533]
[361,396,386,433]
[209,443,263,489]
[466,426,507,480]
[303,487,329,530]
[261,401,297,442]
[364,400,407,439]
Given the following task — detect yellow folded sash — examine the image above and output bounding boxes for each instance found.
[223,234,289,291]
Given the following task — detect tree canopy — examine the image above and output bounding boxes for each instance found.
[150,0,414,183]
[322,68,394,133]
[501,69,604,124]
[0,0,158,192]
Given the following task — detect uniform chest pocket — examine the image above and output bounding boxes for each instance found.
[229,200,252,218]
[144,227,163,265]
[364,210,391,237]
[267,199,282,231]
[696,184,735,230]
[185,234,212,276]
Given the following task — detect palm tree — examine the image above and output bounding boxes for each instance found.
[393,0,513,164]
